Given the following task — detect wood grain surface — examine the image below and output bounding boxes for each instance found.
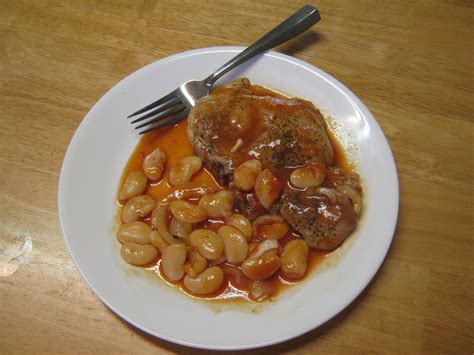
[1,0,473,353]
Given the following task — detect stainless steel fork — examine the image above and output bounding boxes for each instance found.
[128,5,320,134]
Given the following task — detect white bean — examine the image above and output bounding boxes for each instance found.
[183,266,224,295]
[120,242,158,266]
[121,195,155,223]
[198,190,234,218]
[189,229,224,261]
[218,226,248,265]
[161,244,187,281]
[260,222,289,240]
[255,169,282,209]
[290,162,326,189]
[225,214,253,241]
[241,251,280,280]
[184,250,208,277]
[150,203,180,244]
[118,170,148,201]
[149,230,169,253]
[169,156,202,186]
[253,215,288,240]
[142,147,166,181]
[280,239,309,279]
[116,221,151,245]
[169,200,208,224]
[233,159,262,191]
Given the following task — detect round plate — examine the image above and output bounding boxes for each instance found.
[58,47,399,350]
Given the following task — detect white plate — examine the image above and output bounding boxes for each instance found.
[58,47,399,350]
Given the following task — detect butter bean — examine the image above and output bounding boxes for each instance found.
[149,230,169,252]
[255,169,282,209]
[280,239,309,279]
[120,242,158,266]
[189,229,224,261]
[117,221,151,245]
[142,147,166,181]
[169,156,202,186]
[218,226,248,265]
[119,170,147,201]
[161,244,187,281]
[225,214,253,241]
[184,250,207,277]
[169,200,208,224]
[198,190,234,218]
[290,162,326,189]
[183,266,224,295]
[233,159,262,191]
[121,195,155,223]
[241,252,280,280]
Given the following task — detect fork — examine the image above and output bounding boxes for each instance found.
[128,5,320,134]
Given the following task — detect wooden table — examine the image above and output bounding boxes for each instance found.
[1,1,472,353]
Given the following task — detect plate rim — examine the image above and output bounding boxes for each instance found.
[58,46,399,350]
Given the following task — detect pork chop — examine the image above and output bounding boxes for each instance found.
[187,78,335,185]
[279,186,357,250]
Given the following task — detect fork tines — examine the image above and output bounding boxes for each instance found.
[128,89,189,134]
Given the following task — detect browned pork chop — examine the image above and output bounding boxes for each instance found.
[187,78,335,185]
[280,187,357,250]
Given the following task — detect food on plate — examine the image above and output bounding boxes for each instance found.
[280,186,357,250]
[142,147,166,181]
[187,78,334,185]
[115,78,363,302]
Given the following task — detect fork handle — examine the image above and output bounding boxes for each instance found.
[206,5,320,85]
